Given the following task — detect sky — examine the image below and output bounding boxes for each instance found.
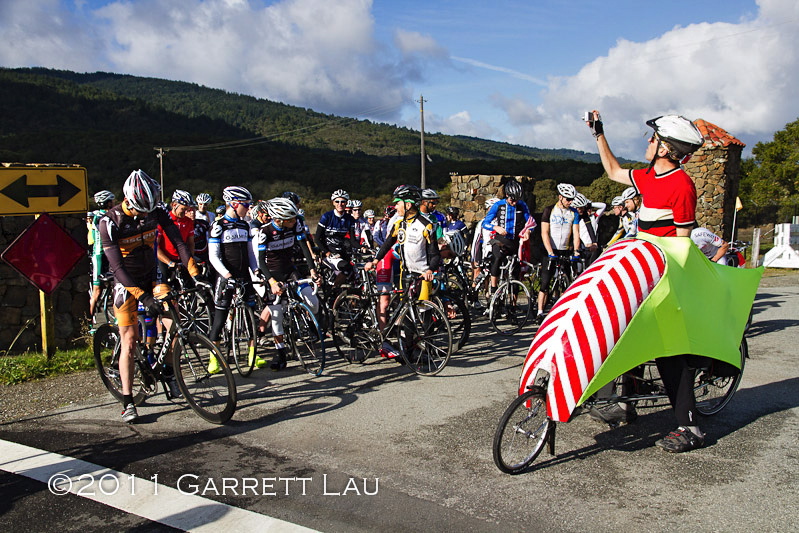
[1,0,798,161]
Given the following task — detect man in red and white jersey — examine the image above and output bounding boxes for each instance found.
[588,110,706,453]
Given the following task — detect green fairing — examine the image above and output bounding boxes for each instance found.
[578,233,763,405]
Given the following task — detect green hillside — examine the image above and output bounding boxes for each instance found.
[0,67,607,214]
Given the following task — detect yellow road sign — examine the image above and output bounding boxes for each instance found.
[0,165,88,216]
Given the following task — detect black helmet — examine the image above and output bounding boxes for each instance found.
[282,191,301,205]
[504,180,523,201]
[446,206,460,218]
[392,184,421,204]
[215,204,226,215]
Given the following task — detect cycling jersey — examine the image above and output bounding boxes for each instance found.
[690,227,725,260]
[578,202,606,247]
[256,219,314,282]
[316,210,357,257]
[193,217,210,257]
[89,209,108,286]
[445,219,467,238]
[159,211,194,262]
[482,200,531,240]
[194,210,211,223]
[375,213,440,275]
[629,167,696,236]
[470,217,495,264]
[541,204,579,250]
[99,202,198,326]
[208,214,258,279]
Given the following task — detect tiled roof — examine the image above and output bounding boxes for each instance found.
[694,119,745,148]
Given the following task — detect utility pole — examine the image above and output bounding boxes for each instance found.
[156,148,165,202]
[418,95,427,189]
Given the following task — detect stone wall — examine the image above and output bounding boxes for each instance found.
[0,214,90,353]
[684,144,743,241]
[448,174,535,228]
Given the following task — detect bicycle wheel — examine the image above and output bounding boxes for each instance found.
[434,294,471,352]
[331,292,379,363]
[489,280,532,335]
[231,305,258,377]
[693,339,747,416]
[92,324,150,406]
[286,302,326,376]
[396,299,452,376]
[172,332,237,424]
[493,387,552,474]
[178,290,213,336]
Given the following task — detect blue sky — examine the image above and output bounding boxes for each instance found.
[2,0,798,160]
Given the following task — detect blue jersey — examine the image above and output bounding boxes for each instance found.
[316,210,356,256]
[482,199,531,239]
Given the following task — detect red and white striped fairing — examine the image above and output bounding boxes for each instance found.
[519,239,666,422]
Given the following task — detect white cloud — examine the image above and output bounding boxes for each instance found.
[498,0,799,159]
[420,110,501,140]
[0,0,451,121]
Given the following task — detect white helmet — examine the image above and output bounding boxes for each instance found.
[647,115,704,161]
[196,193,212,205]
[485,197,500,209]
[621,187,638,201]
[123,170,160,213]
[364,209,375,218]
[222,186,252,203]
[350,199,363,209]
[331,189,349,201]
[556,183,576,199]
[444,230,466,257]
[171,189,195,207]
[93,190,115,205]
[611,196,624,207]
[266,197,298,220]
[571,193,588,208]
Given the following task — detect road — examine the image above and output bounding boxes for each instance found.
[1,274,798,532]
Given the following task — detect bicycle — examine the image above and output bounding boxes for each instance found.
[332,269,453,376]
[219,279,260,378]
[277,277,326,377]
[439,255,490,313]
[91,273,116,327]
[93,285,237,424]
[488,255,533,335]
[492,340,747,474]
[542,253,576,309]
[164,263,214,336]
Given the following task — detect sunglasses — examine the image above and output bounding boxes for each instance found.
[333,200,347,204]
[234,201,251,209]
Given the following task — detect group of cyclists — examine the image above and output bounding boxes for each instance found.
[88,109,736,455]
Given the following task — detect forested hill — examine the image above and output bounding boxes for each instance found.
[0,67,606,213]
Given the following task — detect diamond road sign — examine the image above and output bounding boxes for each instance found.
[1,213,87,295]
[0,165,88,216]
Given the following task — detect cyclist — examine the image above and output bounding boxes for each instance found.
[207,186,260,373]
[195,193,213,223]
[470,197,500,301]
[364,185,441,356]
[690,226,730,265]
[573,193,606,267]
[536,183,581,322]
[588,110,706,452]
[420,189,446,238]
[316,190,359,286]
[88,190,115,322]
[482,180,533,292]
[350,199,374,250]
[157,190,196,285]
[444,206,467,238]
[99,170,202,423]
[373,204,397,247]
[255,197,319,371]
[364,209,377,238]
[607,187,640,245]
[281,191,317,265]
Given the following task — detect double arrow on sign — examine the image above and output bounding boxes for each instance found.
[0,174,82,207]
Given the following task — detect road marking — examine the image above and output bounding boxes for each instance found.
[0,439,316,532]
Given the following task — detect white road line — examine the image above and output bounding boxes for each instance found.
[0,439,317,533]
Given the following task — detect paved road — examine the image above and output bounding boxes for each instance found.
[1,276,798,532]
